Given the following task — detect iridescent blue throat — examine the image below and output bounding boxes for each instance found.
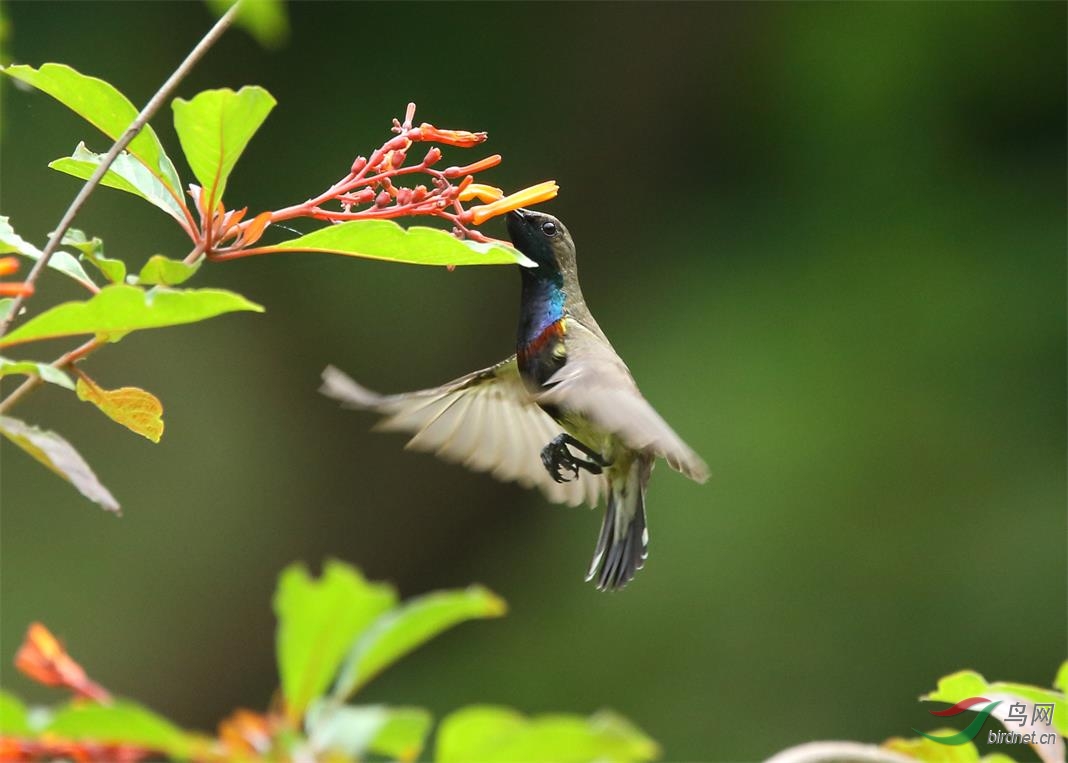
[518,269,566,348]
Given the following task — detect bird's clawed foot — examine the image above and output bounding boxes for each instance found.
[540,434,608,484]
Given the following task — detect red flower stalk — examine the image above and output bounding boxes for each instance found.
[202,103,558,260]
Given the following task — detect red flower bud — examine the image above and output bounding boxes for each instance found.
[351,156,367,174]
[375,191,392,207]
[423,147,442,166]
[353,188,377,205]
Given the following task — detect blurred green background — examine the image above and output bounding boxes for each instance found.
[1,2,1064,760]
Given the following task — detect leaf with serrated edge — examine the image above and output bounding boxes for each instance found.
[0,358,75,389]
[0,415,119,512]
[137,255,200,286]
[271,220,534,267]
[0,216,96,290]
[0,285,264,348]
[172,86,275,205]
[333,586,506,701]
[2,63,182,193]
[50,143,188,223]
[76,373,164,442]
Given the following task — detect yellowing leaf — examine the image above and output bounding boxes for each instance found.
[75,373,164,443]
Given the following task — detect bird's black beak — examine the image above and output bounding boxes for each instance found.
[506,208,531,243]
[505,209,539,268]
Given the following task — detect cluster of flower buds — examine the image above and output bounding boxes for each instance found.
[202,103,558,255]
[0,257,34,297]
[188,187,273,253]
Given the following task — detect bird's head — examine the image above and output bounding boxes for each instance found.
[506,208,576,275]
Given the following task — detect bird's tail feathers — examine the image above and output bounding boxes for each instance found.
[586,460,649,591]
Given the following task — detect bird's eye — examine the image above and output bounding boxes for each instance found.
[541,222,557,237]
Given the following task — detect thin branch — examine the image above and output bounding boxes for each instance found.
[763,741,919,763]
[0,337,101,415]
[0,1,242,340]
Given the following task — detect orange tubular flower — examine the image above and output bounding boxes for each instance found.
[0,256,33,297]
[15,623,111,703]
[468,181,560,225]
[458,183,505,204]
[444,154,503,178]
[413,122,488,147]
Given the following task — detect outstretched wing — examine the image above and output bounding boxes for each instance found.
[538,321,709,483]
[321,359,604,507]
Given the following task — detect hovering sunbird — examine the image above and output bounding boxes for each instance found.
[321,209,708,590]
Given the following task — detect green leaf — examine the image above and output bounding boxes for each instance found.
[435,706,660,763]
[271,220,535,267]
[0,415,119,512]
[923,669,1067,736]
[206,0,288,48]
[274,561,396,722]
[371,707,434,761]
[1053,661,1068,694]
[0,690,31,735]
[1,63,182,193]
[49,142,189,224]
[171,86,275,204]
[137,254,201,286]
[334,585,506,701]
[62,228,126,284]
[883,733,983,762]
[0,215,96,290]
[44,700,199,758]
[0,357,75,389]
[0,284,264,348]
[307,703,431,762]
